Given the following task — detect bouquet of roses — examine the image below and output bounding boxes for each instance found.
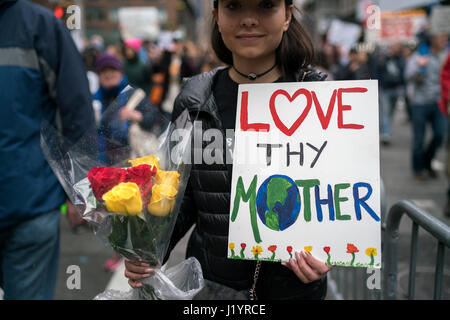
[86,154,182,261]
[85,154,200,300]
[41,92,204,300]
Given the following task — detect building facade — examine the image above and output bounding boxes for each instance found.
[31,0,197,44]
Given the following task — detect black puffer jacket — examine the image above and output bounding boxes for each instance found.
[168,67,328,300]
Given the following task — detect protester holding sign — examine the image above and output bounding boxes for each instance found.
[124,0,333,300]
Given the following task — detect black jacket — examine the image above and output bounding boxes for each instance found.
[168,67,328,300]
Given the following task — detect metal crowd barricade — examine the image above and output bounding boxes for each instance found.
[382,200,450,300]
[327,265,382,300]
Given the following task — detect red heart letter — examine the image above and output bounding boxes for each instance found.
[269,89,313,136]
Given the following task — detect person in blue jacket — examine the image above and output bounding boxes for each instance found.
[92,53,168,165]
[0,0,96,299]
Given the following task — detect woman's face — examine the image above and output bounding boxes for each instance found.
[99,67,122,89]
[124,46,137,60]
[213,0,292,65]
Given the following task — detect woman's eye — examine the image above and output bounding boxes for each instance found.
[260,0,275,9]
[225,1,241,10]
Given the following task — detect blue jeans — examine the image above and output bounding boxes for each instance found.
[411,103,448,173]
[0,209,60,300]
[379,87,403,139]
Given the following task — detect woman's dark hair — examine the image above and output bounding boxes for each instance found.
[211,0,315,76]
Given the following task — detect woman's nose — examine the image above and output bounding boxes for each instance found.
[240,14,259,27]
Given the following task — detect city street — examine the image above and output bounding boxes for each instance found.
[1,0,449,304]
[51,100,449,300]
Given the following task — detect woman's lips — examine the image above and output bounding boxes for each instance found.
[236,34,265,41]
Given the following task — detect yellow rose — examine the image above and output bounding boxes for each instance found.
[147,184,178,217]
[128,155,160,170]
[102,182,143,216]
[155,170,180,189]
[229,243,235,251]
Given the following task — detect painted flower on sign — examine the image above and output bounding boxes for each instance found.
[304,246,313,254]
[287,246,293,259]
[323,247,331,265]
[251,245,263,260]
[240,243,246,259]
[365,247,377,266]
[229,243,236,259]
[268,245,277,261]
[347,243,359,266]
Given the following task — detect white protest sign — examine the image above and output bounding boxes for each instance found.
[118,7,160,41]
[430,6,450,35]
[228,80,381,268]
[327,19,362,51]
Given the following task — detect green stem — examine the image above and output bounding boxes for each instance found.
[254,254,259,260]
[270,251,276,261]
[231,249,236,259]
[370,254,374,266]
[140,284,160,300]
[350,253,355,266]
[240,248,245,259]
[327,254,331,265]
[289,252,293,259]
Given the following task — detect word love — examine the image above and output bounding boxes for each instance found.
[240,87,368,136]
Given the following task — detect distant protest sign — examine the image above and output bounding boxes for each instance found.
[118,7,160,41]
[228,80,381,268]
[327,19,362,52]
[430,6,450,35]
[365,9,427,45]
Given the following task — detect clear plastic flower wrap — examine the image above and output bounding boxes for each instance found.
[40,86,204,300]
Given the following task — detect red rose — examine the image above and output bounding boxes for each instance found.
[241,243,246,249]
[268,245,277,252]
[287,246,293,253]
[88,167,127,201]
[324,247,330,254]
[125,164,157,206]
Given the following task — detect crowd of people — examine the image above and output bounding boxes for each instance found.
[81,34,223,108]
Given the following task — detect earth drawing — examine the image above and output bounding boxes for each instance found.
[256,175,301,231]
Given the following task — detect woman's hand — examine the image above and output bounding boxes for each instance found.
[281,251,332,284]
[66,200,85,228]
[119,108,143,122]
[417,56,429,67]
[124,259,155,288]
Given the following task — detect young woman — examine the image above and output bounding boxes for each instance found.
[124,0,331,300]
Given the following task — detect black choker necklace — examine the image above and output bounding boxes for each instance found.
[232,64,277,81]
